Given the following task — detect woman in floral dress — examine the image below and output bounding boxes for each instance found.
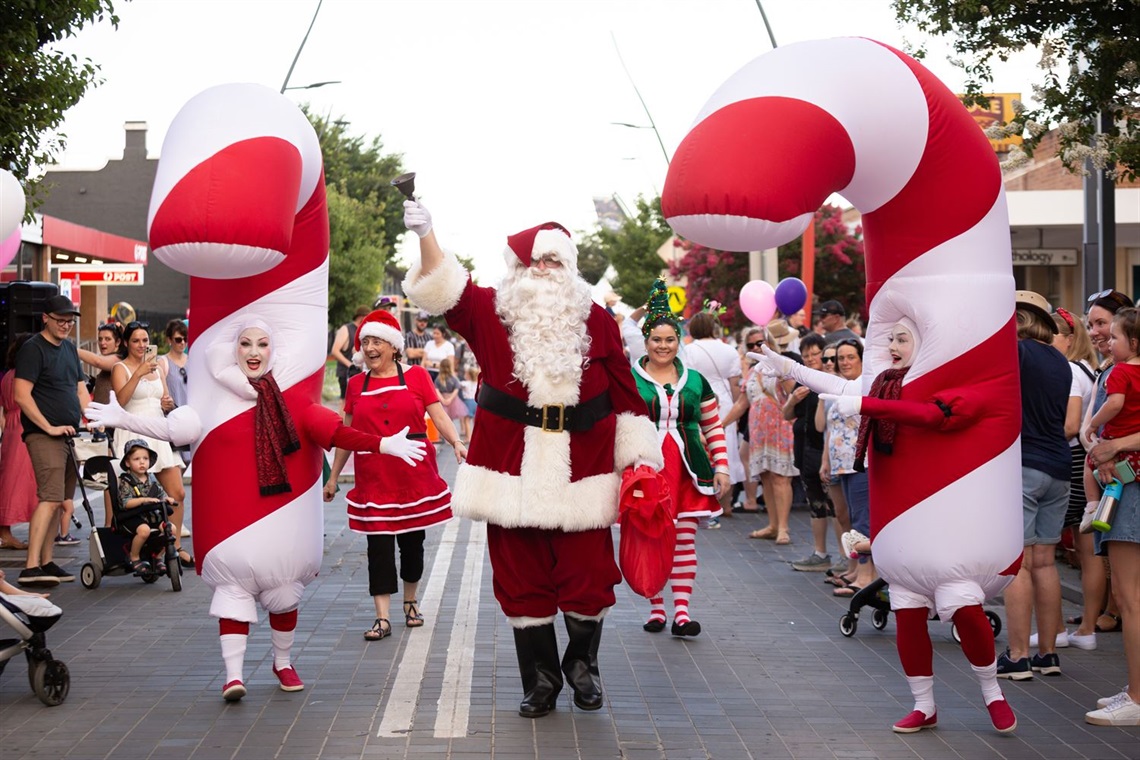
[746,323,799,544]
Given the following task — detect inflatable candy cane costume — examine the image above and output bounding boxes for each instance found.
[87,84,424,701]
[661,39,1023,733]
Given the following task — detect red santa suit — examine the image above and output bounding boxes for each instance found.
[403,217,661,717]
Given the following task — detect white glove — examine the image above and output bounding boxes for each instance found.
[819,393,862,418]
[84,393,129,430]
[633,457,660,472]
[403,200,433,238]
[747,345,793,379]
[379,426,428,466]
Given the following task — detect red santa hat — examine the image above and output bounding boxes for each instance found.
[353,309,404,369]
[505,221,578,269]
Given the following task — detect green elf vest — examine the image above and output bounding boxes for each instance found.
[632,358,717,495]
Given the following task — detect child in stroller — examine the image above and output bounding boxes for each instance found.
[117,439,178,577]
[77,440,182,592]
[0,570,69,706]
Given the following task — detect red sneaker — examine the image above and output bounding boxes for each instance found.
[892,710,937,733]
[273,665,305,692]
[222,680,246,702]
[986,698,1017,733]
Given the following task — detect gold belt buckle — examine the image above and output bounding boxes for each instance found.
[540,403,566,433]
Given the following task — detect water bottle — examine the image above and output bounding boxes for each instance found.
[1091,479,1123,533]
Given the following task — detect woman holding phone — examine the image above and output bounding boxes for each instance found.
[111,321,192,566]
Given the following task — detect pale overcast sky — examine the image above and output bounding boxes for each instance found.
[49,0,1042,281]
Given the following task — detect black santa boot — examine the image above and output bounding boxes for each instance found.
[513,623,563,718]
[561,615,604,710]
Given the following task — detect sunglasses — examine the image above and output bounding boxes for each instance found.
[745,340,763,350]
[171,336,186,344]
[821,356,837,364]
[125,320,150,331]
[1088,290,1134,309]
[178,366,187,384]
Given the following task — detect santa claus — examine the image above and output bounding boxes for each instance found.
[402,199,661,718]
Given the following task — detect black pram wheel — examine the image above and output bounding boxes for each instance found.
[839,613,857,637]
[29,659,70,706]
[872,608,890,630]
[986,610,1002,638]
[169,557,182,592]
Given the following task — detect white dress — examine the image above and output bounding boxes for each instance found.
[112,363,183,471]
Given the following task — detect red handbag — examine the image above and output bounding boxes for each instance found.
[618,465,675,598]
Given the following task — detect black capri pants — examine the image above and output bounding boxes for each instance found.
[800,444,835,519]
[366,530,426,597]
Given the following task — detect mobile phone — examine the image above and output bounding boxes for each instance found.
[144,345,158,363]
[1114,459,1136,484]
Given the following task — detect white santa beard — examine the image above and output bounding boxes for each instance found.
[496,267,593,406]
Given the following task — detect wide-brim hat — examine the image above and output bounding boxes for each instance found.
[765,318,794,348]
[1014,290,1058,334]
[120,438,158,471]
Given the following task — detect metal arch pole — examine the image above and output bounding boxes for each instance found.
[280,0,325,94]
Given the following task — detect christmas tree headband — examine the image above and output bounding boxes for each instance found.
[642,278,681,339]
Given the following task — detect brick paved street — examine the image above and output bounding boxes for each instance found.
[2,448,1137,759]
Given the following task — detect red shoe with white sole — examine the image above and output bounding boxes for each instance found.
[222,680,246,702]
[987,698,1017,733]
[892,710,937,733]
[273,665,305,692]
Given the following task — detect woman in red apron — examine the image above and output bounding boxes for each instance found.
[324,309,465,640]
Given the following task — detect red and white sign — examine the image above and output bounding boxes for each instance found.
[57,265,145,286]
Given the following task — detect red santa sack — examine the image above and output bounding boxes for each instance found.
[618,465,675,598]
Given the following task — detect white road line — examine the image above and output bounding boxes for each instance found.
[376,518,461,737]
[433,520,486,738]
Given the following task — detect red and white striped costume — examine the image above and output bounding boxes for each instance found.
[661,37,1022,731]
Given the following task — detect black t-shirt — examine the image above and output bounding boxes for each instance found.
[335,321,361,380]
[1019,338,1071,481]
[14,333,83,438]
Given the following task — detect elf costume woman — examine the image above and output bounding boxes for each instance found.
[632,280,730,637]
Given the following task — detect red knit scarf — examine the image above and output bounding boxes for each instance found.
[854,367,909,470]
[250,371,300,496]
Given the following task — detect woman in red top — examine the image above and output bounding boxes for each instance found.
[325,310,464,641]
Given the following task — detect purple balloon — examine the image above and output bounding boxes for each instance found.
[774,277,808,316]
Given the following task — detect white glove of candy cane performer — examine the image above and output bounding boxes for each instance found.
[379,426,428,466]
[819,393,862,418]
[747,346,853,398]
[403,200,433,239]
[84,394,202,447]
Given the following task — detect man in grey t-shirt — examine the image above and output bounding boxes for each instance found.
[818,299,862,345]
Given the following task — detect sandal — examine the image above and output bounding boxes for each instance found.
[128,558,151,576]
[749,527,777,540]
[775,532,792,545]
[177,549,195,568]
[403,599,425,628]
[1096,613,1123,633]
[364,618,392,641]
[834,584,863,598]
[0,537,28,550]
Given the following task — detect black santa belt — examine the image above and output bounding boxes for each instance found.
[476,383,612,433]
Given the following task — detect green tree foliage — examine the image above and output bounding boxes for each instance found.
[0,0,120,206]
[304,109,407,325]
[572,237,613,286]
[670,204,864,332]
[578,196,671,306]
[893,0,1140,179]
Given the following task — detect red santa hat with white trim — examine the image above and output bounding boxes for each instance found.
[504,221,578,272]
[352,309,405,369]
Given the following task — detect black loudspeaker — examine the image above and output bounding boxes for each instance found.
[0,281,58,370]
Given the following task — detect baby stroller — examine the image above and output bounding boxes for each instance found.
[838,578,1003,642]
[0,594,70,706]
[74,455,182,592]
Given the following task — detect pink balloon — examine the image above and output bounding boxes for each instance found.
[0,228,19,270]
[739,280,776,325]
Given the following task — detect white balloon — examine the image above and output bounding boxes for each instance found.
[0,169,26,238]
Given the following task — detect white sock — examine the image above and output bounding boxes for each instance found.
[971,661,1004,705]
[220,634,247,683]
[271,627,294,670]
[815,550,828,559]
[905,675,936,717]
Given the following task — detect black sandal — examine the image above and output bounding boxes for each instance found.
[177,549,195,568]
[364,618,391,641]
[403,600,425,628]
[128,559,151,576]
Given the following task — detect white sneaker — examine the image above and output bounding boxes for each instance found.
[1098,686,1131,709]
[1086,692,1140,726]
[1069,631,1097,650]
[180,525,191,538]
[1029,629,1069,648]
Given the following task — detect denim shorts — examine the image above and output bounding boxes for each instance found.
[840,471,870,536]
[1022,466,1069,546]
[1095,481,1140,556]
